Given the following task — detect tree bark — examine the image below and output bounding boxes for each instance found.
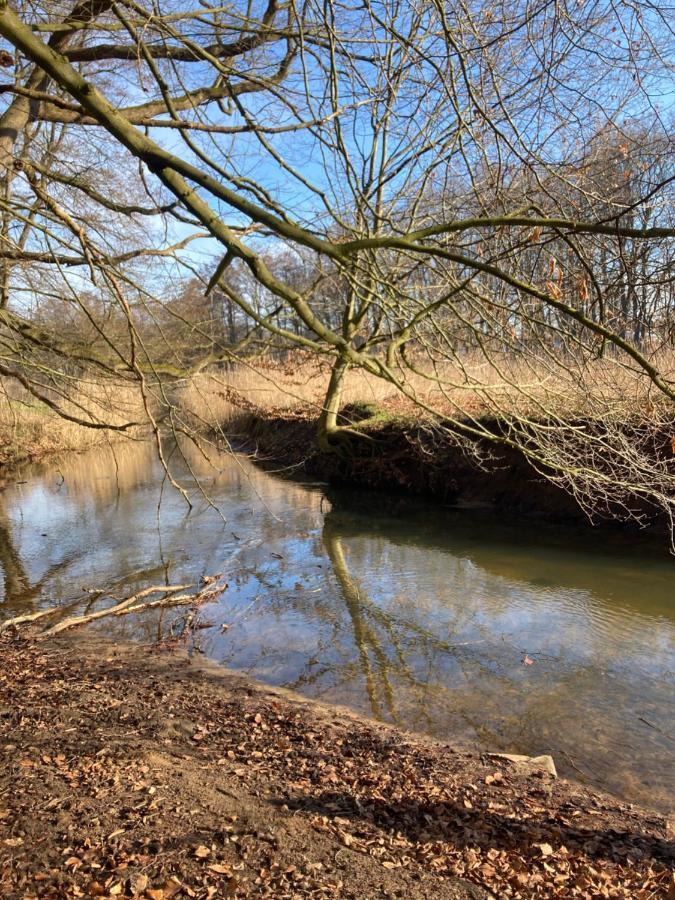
[317,356,350,451]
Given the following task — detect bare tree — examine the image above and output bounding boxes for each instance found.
[0,0,674,528]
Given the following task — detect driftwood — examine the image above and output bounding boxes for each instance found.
[1,577,226,639]
[0,591,104,634]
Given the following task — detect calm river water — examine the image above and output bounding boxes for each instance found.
[1,440,673,812]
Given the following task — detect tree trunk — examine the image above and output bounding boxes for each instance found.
[317,355,350,451]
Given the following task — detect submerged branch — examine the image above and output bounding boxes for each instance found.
[1,577,226,639]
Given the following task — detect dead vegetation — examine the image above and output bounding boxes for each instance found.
[0,635,672,900]
[0,379,145,467]
[176,351,675,433]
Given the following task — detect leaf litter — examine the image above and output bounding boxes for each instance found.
[0,633,672,899]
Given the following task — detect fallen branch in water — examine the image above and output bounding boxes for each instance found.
[2,577,226,639]
[0,591,105,634]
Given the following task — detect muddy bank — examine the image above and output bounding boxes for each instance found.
[237,410,671,535]
[1,634,672,899]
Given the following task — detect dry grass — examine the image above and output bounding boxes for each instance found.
[177,349,675,431]
[0,378,146,467]
[3,348,673,468]
[176,360,410,429]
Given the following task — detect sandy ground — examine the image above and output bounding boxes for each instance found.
[0,634,672,899]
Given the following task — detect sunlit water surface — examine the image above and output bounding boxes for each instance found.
[1,441,673,812]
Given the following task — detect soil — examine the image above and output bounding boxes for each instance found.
[0,634,672,899]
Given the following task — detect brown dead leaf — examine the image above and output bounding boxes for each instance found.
[545,280,562,299]
[194,844,211,858]
[129,873,149,895]
[163,876,182,897]
[208,864,233,875]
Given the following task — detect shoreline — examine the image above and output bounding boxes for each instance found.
[2,408,673,542]
[0,633,672,898]
[231,410,673,542]
[0,432,134,474]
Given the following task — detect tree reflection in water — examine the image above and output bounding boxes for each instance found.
[0,440,673,812]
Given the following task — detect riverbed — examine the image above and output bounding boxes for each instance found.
[1,440,673,812]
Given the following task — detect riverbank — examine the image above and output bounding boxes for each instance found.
[0,380,146,471]
[0,432,110,470]
[0,634,672,899]
[233,408,672,535]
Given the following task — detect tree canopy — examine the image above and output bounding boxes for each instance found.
[0,0,674,527]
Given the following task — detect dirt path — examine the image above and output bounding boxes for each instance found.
[0,634,672,899]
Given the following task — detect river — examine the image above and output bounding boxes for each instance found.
[1,439,673,813]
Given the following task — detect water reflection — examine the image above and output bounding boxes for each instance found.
[0,501,29,602]
[0,439,673,812]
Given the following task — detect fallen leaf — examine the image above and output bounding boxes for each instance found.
[162,878,182,898]
[208,864,232,875]
[129,873,149,895]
